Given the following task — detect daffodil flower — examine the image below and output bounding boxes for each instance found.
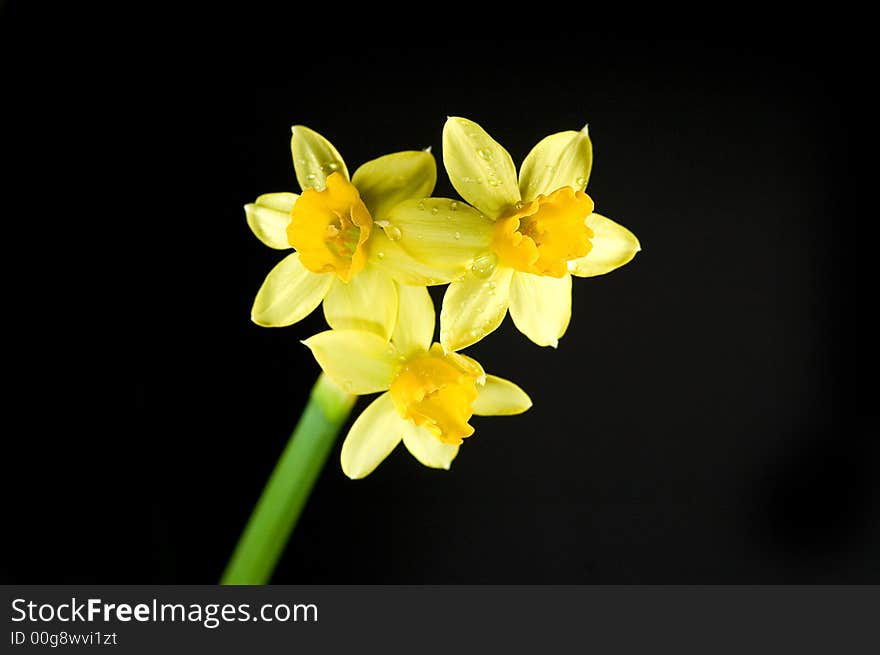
[246,125,455,339]
[386,117,641,350]
[302,285,532,478]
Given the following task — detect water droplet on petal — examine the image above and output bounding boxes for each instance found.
[576,176,587,187]
[377,251,385,259]
[454,231,461,240]
[477,148,492,160]
[431,206,439,215]
[417,200,426,211]
[385,225,402,241]
[449,201,459,211]
[323,162,339,172]
[306,173,317,181]
[471,252,498,279]
[488,178,500,187]
[515,201,525,210]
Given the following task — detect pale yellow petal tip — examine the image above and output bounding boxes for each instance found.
[342,467,368,480]
[342,458,371,479]
[250,314,277,328]
[439,334,463,354]
[440,329,487,354]
[423,145,432,153]
[581,123,590,135]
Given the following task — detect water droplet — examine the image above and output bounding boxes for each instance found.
[471,252,498,279]
[576,176,587,187]
[488,178,500,187]
[305,173,317,181]
[514,201,525,210]
[449,201,459,211]
[417,200,426,211]
[384,225,402,241]
[462,176,473,183]
[454,231,461,240]
[323,162,339,172]
[377,251,385,259]
[431,206,439,215]
[477,148,492,160]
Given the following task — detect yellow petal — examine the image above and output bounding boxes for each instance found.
[392,283,435,358]
[351,151,437,220]
[369,229,461,286]
[518,128,593,200]
[290,125,349,191]
[302,329,402,394]
[472,375,532,416]
[323,266,398,339]
[341,392,406,479]
[401,422,459,470]
[568,213,641,277]
[508,271,572,348]
[244,193,298,249]
[254,191,298,213]
[251,252,333,327]
[439,264,514,352]
[380,198,494,281]
[442,116,520,218]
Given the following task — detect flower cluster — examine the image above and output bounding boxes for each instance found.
[246,118,640,478]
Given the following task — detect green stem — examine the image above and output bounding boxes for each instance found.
[221,373,356,585]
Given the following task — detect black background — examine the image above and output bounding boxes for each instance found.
[3,6,877,584]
